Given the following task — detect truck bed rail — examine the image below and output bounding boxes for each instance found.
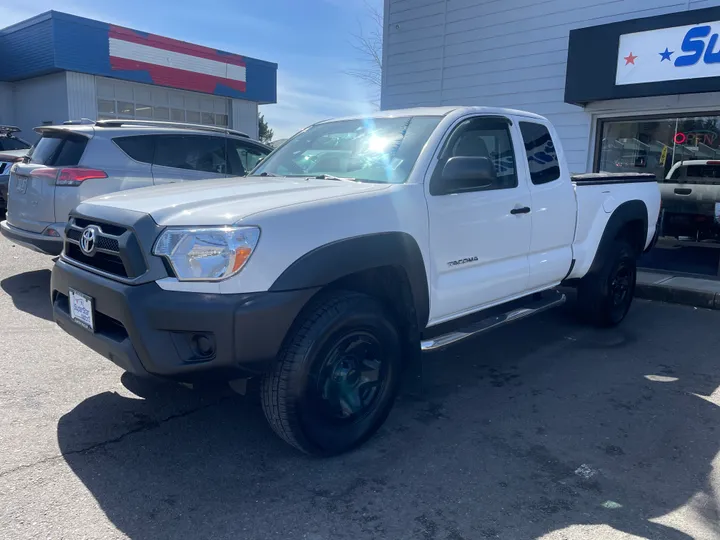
[572,172,657,186]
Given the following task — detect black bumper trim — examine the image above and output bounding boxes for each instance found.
[0,178,7,210]
[51,259,318,381]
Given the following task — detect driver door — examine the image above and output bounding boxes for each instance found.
[425,115,533,324]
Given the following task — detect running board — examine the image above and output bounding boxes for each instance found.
[420,291,566,352]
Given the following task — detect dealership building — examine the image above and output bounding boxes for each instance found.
[382,0,720,277]
[0,11,277,141]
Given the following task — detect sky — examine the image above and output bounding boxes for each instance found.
[0,0,383,140]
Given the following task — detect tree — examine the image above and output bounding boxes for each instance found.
[345,2,383,107]
[258,114,274,144]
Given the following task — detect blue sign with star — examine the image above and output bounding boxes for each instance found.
[659,47,674,62]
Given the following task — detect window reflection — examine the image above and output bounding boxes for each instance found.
[598,115,720,276]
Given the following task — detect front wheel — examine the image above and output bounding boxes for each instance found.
[577,239,637,327]
[261,291,402,456]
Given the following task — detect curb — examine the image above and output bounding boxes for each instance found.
[635,282,720,310]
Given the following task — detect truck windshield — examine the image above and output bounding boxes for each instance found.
[250,115,442,183]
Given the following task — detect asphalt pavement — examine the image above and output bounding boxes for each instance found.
[1,233,720,540]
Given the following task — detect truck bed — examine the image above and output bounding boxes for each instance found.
[566,172,661,282]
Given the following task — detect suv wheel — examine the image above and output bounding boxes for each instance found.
[261,291,402,455]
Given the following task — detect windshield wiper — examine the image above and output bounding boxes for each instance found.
[258,172,277,177]
[312,174,357,182]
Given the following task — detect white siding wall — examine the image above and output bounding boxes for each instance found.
[382,0,720,172]
[13,73,69,143]
[66,72,97,121]
[0,82,13,126]
[232,99,259,139]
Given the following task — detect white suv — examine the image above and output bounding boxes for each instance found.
[0,120,271,255]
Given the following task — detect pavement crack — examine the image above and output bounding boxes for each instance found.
[0,396,228,479]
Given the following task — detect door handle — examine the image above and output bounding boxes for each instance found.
[674,188,692,195]
[510,206,531,215]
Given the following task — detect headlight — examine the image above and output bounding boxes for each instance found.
[153,226,260,281]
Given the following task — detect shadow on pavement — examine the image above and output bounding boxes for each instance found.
[1,268,52,321]
[56,301,720,539]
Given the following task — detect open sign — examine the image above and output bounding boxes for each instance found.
[674,130,718,146]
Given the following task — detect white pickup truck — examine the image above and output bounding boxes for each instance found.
[50,107,661,455]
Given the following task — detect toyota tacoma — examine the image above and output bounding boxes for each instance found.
[49,107,661,455]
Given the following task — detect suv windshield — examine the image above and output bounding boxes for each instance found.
[250,116,442,183]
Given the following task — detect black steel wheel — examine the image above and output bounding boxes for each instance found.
[578,239,637,327]
[261,291,402,456]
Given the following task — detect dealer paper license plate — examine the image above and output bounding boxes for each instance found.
[69,288,94,331]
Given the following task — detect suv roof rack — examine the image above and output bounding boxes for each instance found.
[63,118,95,125]
[93,119,249,138]
[0,125,21,134]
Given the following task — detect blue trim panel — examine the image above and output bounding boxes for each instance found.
[0,16,56,80]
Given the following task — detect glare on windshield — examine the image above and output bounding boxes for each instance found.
[250,116,442,183]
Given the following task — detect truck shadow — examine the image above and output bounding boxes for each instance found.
[1,269,52,321]
[56,301,720,539]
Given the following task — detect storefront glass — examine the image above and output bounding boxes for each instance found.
[597,115,720,277]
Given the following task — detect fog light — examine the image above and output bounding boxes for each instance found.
[191,334,214,358]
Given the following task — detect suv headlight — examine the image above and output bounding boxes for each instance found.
[153,226,260,282]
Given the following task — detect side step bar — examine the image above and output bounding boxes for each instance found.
[421,290,566,352]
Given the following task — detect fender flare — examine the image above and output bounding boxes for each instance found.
[269,232,430,328]
[586,200,648,277]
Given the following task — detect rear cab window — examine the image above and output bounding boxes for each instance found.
[519,122,560,185]
[29,131,88,166]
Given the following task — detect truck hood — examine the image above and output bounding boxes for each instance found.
[84,176,391,226]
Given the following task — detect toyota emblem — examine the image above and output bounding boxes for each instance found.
[80,226,99,255]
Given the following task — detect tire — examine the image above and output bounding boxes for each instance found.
[577,239,637,328]
[261,290,402,456]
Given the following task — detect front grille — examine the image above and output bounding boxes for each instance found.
[96,236,120,252]
[66,243,129,277]
[73,217,127,236]
[64,217,147,280]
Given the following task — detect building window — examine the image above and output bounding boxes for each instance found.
[171,108,185,122]
[135,104,152,119]
[94,79,229,128]
[153,107,170,120]
[597,114,720,277]
[97,99,115,115]
[117,101,134,116]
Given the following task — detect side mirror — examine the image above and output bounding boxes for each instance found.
[439,156,496,194]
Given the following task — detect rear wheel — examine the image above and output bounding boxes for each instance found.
[261,291,402,455]
[577,239,637,327]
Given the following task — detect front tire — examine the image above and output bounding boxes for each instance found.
[577,239,637,327]
[261,291,402,456]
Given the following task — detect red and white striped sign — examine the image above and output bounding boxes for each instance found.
[108,25,247,94]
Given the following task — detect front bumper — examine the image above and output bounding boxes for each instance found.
[51,258,318,381]
[0,220,63,255]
